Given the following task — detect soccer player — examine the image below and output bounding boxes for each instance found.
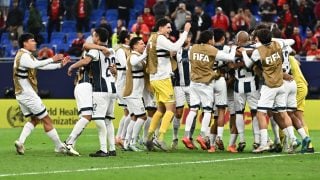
[114,30,131,148]
[289,56,314,153]
[210,28,231,151]
[171,31,193,150]
[68,28,117,157]
[232,31,260,152]
[145,18,191,151]
[122,37,148,151]
[239,29,298,153]
[64,42,110,156]
[182,30,236,151]
[13,33,70,155]
[269,27,311,153]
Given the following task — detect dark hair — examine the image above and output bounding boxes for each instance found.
[254,24,269,31]
[129,37,143,50]
[18,33,34,48]
[252,24,269,39]
[197,30,214,44]
[213,28,225,42]
[154,18,171,32]
[118,30,130,44]
[94,27,109,43]
[256,29,272,45]
[271,27,282,38]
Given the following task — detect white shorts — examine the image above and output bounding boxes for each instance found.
[74,82,93,116]
[174,86,190,108]
[283,80,297,111]
[125,97,146,117]
[234,90,260,114]
[117,94,127,108]
[92,92,116,120]
[143,89,156,110]
[189,81,214,112]
[214,77,227,108]
[227,88,235,115]
[16,91,48,119]
[257,84,286,113]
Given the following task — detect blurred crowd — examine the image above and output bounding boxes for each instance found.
[0,0,320,60]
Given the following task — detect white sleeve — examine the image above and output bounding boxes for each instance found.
[38,63,61,70]
[86,49,99,61]
[215,46,236,62]
[287,45,293,54]
[20,53,54,69]
[157,31,188,52]
[242,49,260,68]
[250,43,262,48]
[130,53,147,66]
[272,38,295,48]
[116,49,127,67]
[223,45,231,53]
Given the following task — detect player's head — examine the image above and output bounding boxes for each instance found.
[118,30,130,44]
[155,18,172,38]
[256,29,272,45]
[271,26,282,38]
[235,31,249,46]
[197,30,214,45]
[252,23,269,42]
[18,33,36,51]
[129,37,145,54]
[93,27,109,44]
[213,28,225,44]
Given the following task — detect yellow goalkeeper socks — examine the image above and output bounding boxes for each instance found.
[158,111,174,141]
[147,111,163,140]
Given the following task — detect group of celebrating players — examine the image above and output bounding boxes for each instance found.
[13,17,314,157]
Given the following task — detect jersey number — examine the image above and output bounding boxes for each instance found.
[105,57,116,77]
[237,67,253,78]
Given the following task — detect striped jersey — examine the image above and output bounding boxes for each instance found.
[76,50,92,84]
[174,46,191,86]
[88,48,117,93]
[280,41,293,74]
[213,44,230,73]
[234,45,259,93]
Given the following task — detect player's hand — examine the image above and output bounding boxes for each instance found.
[52,54,64,62]
[61,56,71,67]
[109,64,117,77]
[237,47,246,53]
[170,51,177,56]
[283,73,294,81]
[184,22,191,32]
[67,65,74,76]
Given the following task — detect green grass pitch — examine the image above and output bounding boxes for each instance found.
[0,128,319,179]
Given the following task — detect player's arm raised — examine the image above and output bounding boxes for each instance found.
[67,56,92,76]
[20,53,64,69]
[83,43,110,56]
[39,55,71,70]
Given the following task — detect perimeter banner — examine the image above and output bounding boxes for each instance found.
[0,99,319,129]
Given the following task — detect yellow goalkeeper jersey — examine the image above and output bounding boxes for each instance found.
[289,56,308,87]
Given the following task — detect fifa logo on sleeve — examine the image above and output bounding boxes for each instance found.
[192,53,209,62]
[265,52,281,65]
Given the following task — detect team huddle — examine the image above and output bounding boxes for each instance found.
[13,18,314,157]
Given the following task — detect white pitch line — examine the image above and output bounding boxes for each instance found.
[0,152,318,178]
